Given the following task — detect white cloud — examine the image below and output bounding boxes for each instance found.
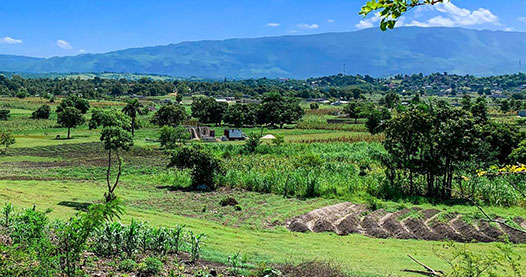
[265,22,280,27]
[407,2,499,27]
[519,17,526,24]
[1,36,23,44]
[78,49,86,53]
[296,23,319,30]
[327,19,335,23]
[356,13,381,29]
[56,39,72,50]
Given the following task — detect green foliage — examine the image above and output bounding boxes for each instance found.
[228,251,246,275]
[0,109,10,120]
[89,109,131,130]
[310,103,319,110]
[510,139,526,164]
[118,259,138,272]
[191,96,228,125]
[244,132,262,153]
[258,93,304,128]
[139,257,164,275]
[122,98,144,136]
[2,203,14,226]
[189,231,205,263]
[168,145,224,190]
[31,104,51,119]
[159,125,190,149]
[0,129,15,154]
[272,134,285,147]
[435,242,524,276]
[56,95,90,114]
[100,126,134,202]
[223,104,258,128]
[150,104,188,127]
[364,106,391,135]
[359,0,449,31]
[100,127,133,152]
[57,106,85,139]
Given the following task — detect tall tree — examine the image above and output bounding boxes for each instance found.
[100,126,133,202]
[122,99,143,136]
[57,107,85,139]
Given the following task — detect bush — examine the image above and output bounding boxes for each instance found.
[167,145,224,190]
[118,259,137,272]
[244,132,262,153]
[138,257,163,275]
[0,109,10,120]
[31,105,51,119]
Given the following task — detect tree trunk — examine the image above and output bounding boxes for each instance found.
[131,117,135,137]
[67,127,71,139]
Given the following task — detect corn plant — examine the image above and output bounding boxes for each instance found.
[227,251,244,275]
[170,225,185,254]
[2,202,14,227]
[189,231,205,263]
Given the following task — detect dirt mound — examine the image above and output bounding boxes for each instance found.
[286,202,526,243]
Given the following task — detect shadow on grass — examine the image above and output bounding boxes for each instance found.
[58,201,92,212]
[156,185,213,193]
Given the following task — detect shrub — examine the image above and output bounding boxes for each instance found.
[244,132,262,153]
[31,105,51,119]
[167,145,224,190]
[118,259,137,272]
[0,109,10,120]
[139,257,163,275]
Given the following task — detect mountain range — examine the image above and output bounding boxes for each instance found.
[0,27,525,79]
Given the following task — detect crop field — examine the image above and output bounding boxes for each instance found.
[1,96,526,276]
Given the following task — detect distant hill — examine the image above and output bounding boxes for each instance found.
[0,27,525,79]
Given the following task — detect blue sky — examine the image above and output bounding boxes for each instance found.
[1,0,525,58]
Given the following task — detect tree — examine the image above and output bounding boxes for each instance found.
[0,110,10,121]
[344,101,363,123]
[509,139,526,164]
[258,93,304,128]
[175,94,183,103]
[500,100,511,113]
[0,130,15,154]
[223,104,247,128]
[364,106,391,134]
[480,121,523,164]
[167,145,223,190]
[150,104,188,127]
[191,96,228,125]
[461,95,472,111]
[100,126,133,202]
[471,97,488,125]
[122,99,143,136]
[159,125,190,149]
[384,92,400,109]
[89,109,131,130]
[57,107,85,139]
[57,95,90,114]
[310,103,319,110]
[360,0,450,31]
[31,104,51,119]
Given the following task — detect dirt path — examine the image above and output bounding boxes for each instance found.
[286,203,526,243]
